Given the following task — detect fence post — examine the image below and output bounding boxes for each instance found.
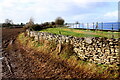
[74,23,75,28]
[73,23,75,28]
[112,24,113,31]
[79,23,80,28]
[101,22,103,30]
[82,23,84,29]
[76,23,77,28]
[96,22,98,31]
[112,24,114,38]
[87,23,89,30]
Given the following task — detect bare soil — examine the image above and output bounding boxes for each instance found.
[2,28,24,48]
[2,28,93,79]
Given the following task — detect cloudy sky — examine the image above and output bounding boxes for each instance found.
[0,0,119,24]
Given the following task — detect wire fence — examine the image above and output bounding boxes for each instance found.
[66,22,120,32]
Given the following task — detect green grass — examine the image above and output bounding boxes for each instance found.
[17,33,119,78]
[40,27,120,38]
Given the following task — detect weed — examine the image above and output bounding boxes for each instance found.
[17,33,120,78]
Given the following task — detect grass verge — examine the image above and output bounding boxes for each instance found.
[17,33,120,78]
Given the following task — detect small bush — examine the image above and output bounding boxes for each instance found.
[55,17,65,26]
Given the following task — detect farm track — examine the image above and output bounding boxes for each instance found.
[1,28,92,79]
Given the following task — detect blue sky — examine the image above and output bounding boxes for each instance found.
[0,0,119,24]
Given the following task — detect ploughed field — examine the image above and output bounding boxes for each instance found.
[2,28,90,79]
[2,28,24,78]
[2,28,24,48]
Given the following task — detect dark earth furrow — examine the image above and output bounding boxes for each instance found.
[2,28,87,79]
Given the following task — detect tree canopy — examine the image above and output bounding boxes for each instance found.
[55,17,65,25]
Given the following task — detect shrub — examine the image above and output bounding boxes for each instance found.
[55,17,65,26]
[30,24,42,31]
[2,23,12,27]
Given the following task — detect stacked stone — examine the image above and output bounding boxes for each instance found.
[26,30,120,66]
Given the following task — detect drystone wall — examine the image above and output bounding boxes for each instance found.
[26,30,120,66]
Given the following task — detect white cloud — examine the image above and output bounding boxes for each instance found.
[0,0,118,23]
[102,11,118,22]
[104,11,118,17]
[0,0,72,23]
[72,14,86,22]
[73,0,119,2]
[71,14,101,23]
[72,0,119,8]
[70,10,118,23]
[92,11,118,22]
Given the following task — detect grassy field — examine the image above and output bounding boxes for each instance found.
[40,28,120,38]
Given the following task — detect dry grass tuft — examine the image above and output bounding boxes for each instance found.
[17,33,120,79]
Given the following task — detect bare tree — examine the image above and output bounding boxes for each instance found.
[5,19,13,24]
[28,17,34,25]
[75,21,79,24]
[2,19,13,27]
[24,17,35,30]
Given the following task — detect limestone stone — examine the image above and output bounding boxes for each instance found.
[27,30,119,66]
[85,37,92,44]
[115,49,119,53]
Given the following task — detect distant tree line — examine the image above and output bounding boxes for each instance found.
[2,19,25,27]
[24,17,65,31]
